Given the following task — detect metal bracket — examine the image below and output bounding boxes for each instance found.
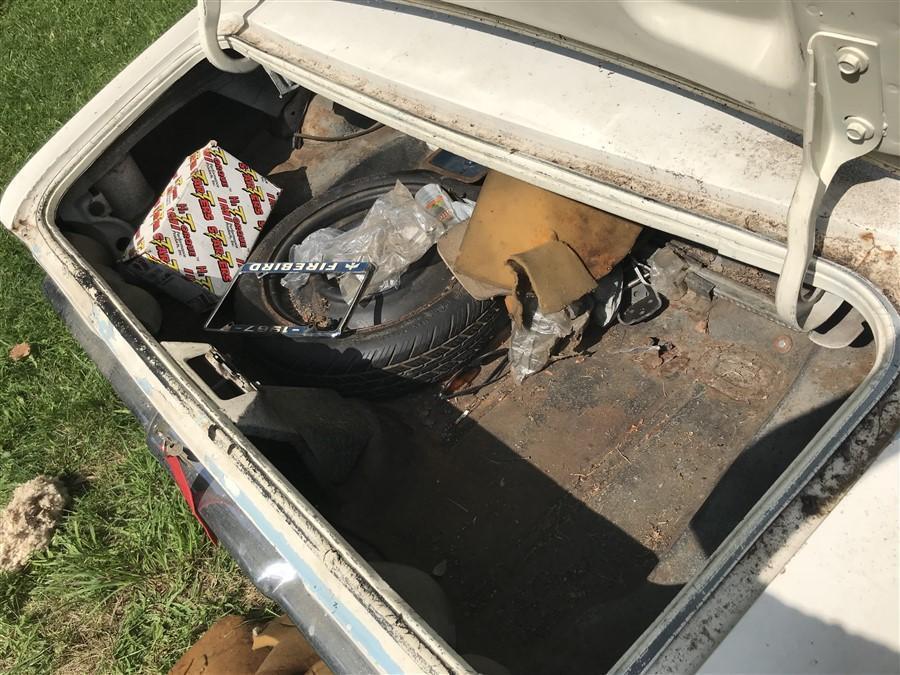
[775,32,885,330]
[263,67,301,98]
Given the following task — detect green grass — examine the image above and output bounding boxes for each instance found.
[0,1,273,671]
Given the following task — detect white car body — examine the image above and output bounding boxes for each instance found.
[2,2,898,672]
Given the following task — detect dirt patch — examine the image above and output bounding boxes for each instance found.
[696,346,779,402]
[293,295,332,329]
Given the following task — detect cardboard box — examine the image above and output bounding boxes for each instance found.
[121,141,281,311]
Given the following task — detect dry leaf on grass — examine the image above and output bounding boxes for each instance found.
[8,342,31,361]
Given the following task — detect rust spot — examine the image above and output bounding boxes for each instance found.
[773,335,793,354]
[698,347,778,401]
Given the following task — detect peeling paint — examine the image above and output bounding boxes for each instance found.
[135,377,154,397]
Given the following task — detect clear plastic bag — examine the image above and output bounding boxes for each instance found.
[590,264,624,327]
[283,181,471,303]
[509,297,591,384]
[509,265,622,382]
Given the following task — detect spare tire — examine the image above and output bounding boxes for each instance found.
[232,172,505,397]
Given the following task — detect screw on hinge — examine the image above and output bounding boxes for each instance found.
[844,116,876,143]
[836,46,869,76]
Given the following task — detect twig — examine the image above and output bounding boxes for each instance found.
[447,498,470,514]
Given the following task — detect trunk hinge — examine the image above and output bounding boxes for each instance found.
[197,0,258,74]
[774,32,885,332]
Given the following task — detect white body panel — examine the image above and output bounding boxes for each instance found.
[701,440,899,674]
[1,2,898,672]
[222,0,899,300]
[446,0,900,156]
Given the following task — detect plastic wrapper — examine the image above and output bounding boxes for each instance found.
[283,182,471,302]
[509,297,591,384]
[590,264,624,327]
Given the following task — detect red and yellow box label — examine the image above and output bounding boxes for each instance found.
[122,140,280,311]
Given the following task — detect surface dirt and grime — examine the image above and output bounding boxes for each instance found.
[324,291,874,673]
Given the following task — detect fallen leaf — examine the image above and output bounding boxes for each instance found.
[8,343,31,361]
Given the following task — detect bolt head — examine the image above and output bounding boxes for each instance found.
[836,47,869,76]
[845,117,875,143]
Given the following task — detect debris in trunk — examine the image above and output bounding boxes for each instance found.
[415,183,475,225]
[640,340,678,369]
[508,296,591,384]
[440,349,509,400]
[618,271,664,325]
[284,182,472,303]
[437,171,640,382]
[443,171,642,303]
[625,337,683,372]
[293,295,332,330]
[590,265,624,327]
[443,366,481,396]
[8,342,31,362]
[0,475,69,573]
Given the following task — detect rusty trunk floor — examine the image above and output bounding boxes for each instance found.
[327,296,873,674]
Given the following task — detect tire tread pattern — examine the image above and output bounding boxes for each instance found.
[296,299,502,397]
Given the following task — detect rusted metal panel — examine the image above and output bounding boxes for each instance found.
[453,171,641,299]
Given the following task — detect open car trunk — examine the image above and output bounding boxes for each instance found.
[40,59,888,673]
[4,10,897,668]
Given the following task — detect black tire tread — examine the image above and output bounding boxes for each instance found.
[233,172,504,397]
[296,299,501,397]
